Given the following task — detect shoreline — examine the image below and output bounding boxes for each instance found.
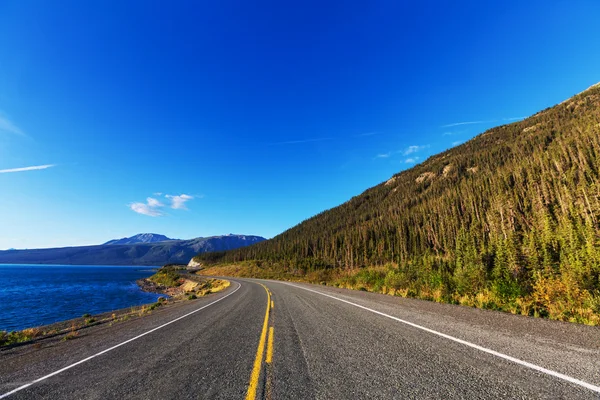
[1,270,229,348]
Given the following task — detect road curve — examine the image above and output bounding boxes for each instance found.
[1,278,599,399]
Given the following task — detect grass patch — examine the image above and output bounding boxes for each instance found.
[184,278,230,298]
[149,266,183,287]
[0,328,42,346]
[61,323,79,341]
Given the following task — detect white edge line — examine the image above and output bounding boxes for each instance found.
[0,282,241,399]
[280,281,600,394]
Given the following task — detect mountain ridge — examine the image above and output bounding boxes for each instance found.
[0,234,266,266]
[103,233,175,246]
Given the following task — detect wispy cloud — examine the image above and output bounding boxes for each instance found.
[130,198,164,217]
[129,193,195,216]
[443,130,467,136]
[452,140,463,146]
[0,114,25,136]
[166,194,193,210]
[0,164,55,174]
[375,145,428,161]
[146,197,164,208]
[403,145,427,155]
[442,117,525,128]
[269,137,332,145]
[441,121,488,128]
[404,157,420,164]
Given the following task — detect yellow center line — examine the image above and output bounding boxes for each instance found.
[266,327,274,364]
[245,284,271,400]
[271,300,274,309]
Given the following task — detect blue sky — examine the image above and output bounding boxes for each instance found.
[1,1,599,249]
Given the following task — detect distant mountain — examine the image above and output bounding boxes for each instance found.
[0,234,266,266]
[104,233,174,245]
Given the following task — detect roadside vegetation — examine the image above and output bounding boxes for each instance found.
[182,276,230,299]
[0,300,166,347]
[202,262,600,325]
[0,328,44,346]
[148,266,185,287]
[197,85,600,326]
[144,265,230,298]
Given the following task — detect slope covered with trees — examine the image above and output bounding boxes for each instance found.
[197,83,600,324]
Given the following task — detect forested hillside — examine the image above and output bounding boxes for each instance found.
[197,83,600,324]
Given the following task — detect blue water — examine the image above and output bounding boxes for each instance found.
[0,264,163,332]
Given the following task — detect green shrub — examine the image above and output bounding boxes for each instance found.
[0,328,42,346]
[149,267,182,287]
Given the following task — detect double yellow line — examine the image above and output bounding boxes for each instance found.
[246,284,275,400]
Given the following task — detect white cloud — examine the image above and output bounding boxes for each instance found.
[0,115,25,136]
[403,145,427,156]
[441,121,488,128]
[130,201,164,217]
[375,145,428,161]
[404,157,420,164]
[452,141,463,146]
[129,197,165,216]
[129,193,196,216]
[442,117,523,128]
[444,131,465,136]
[166,194,193,209]
[146,197,163,208]
[0,164,55,174]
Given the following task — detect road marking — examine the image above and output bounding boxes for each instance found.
[271,300,274,309]
[266,327,274,364]
[0,282,242,400]
[245,284,271,400]
[281,282,600,394]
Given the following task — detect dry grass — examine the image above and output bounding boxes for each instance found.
[62,323,79,341]
[187,278,230,298]
[201,264,251,277]
[204,263,600,326]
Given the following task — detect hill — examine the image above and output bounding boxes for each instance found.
[103,233,175,245]
[0,234,265,266]
[196,83,600,324]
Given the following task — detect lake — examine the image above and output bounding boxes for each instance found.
[0,264,163,332]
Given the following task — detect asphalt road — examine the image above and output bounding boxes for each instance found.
[1,278,600,399]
